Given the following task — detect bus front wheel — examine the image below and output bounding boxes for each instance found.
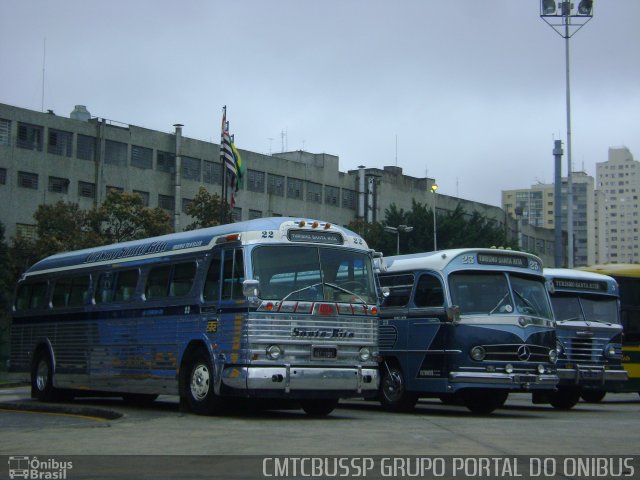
[31,349,61,402]
[462,389,508,414]
[184,350,224,415]
[580,390,606,403]
[380,362,418,412]
[300,399,338,416]
[548,387,581,410]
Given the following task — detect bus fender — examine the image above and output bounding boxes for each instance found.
[31,338,57,386]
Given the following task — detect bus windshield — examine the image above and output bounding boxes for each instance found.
[449,272,552,319]
[550,294,620,324]
[252,245,376,303]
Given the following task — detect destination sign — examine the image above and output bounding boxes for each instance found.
[288,230,343,245]
[553,278,608,292]
[477,253,529,268]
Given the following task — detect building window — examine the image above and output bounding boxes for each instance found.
[0,168,6,185]
[182,198,193,214]
[306,181,322,203]
[325,185,339,206]
[16,223,37,240]
[78,181,96,199]
[249,209,262,220]
[0,118,10,146]
[158,194,175,211]
[105,140,128,166]
[203,160,223,185]
[342,188,357,210]
[232,207,242,222]
[48,176,69,194]
[133,190,150,206]
[77,134,96,161]
[247,169,265,193]
[287,178,303,199]
[18,171,38,190]
[47,129,73,157]
[267,174,284,196]
[131,145,152,169]
[17,122,43,151]
[157,151,175,173]
[182,156,201,181]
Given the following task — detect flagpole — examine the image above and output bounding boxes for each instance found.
[220,106,227,224]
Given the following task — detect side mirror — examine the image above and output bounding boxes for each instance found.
[242,279,260,298]
[446,305,461,324]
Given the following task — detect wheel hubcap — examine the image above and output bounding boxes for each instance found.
[36,360,49,391]
[190,364,210,401]
[383,370,403,401]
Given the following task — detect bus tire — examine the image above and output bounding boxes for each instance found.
[300,399,338,417]
[580,391,606,403]
[548,387,580,410]
[184,349,224,415]
[31,349,60,402]
[379,362,418,412]
[462,389,508,414]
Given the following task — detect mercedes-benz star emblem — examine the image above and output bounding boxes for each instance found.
[517,345,531,361]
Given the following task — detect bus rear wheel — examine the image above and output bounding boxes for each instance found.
[580,391,606,403]
[300,399,338,417]
[548,387,581,410]
[462,389,508,414]
[379,362,418,412]
[184,350,224,415]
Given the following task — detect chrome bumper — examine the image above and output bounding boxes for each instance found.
[222,366,379,393]
[558,366,629,384]
[449,371,559,387]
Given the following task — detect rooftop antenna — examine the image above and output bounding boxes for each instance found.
[267,137,273,155]
[280,130,287,152]
[41,38,46,112]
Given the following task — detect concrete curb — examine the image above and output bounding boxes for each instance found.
[0,401,123,420]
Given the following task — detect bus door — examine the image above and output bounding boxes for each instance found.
[404,272,449,392]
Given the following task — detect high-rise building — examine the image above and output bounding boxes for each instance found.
[596,147,640,264]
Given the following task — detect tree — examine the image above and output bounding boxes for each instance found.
[184,186,230,231]
[89,190,173,243]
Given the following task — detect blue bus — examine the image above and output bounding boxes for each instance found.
[538,268,627,408]
[377,248,558,414]
[9,218,380,416]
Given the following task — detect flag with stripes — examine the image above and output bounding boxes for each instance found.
[220,108,236,187]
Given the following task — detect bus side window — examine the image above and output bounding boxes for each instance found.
[146,265,171,300]
[414,274,444,308]
[69,275,90,306]
[15,282,48,311]
[52,278,72,307]
[170,262,197,297]
[203,254,222,302]
[222,249,245,300]
[114,269,139,302]
[96,273,114,304]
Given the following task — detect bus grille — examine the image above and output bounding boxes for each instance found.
[480,344,550,363]
[561,336,610,364]
[378,325,398,349]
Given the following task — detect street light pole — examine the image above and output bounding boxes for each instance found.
[431,184,438,251]
[540,0,594,268]
[384,224,414,255]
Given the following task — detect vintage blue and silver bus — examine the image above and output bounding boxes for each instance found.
[538,268,627,408]
[377,248,558,414]
[9,218,380,416]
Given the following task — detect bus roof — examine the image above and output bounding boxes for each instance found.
[383,248,544,275]
[580,263,640,278]
[23,217,365,277]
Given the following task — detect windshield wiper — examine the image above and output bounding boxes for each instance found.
[489,291,511,315]
[556,316,585,323]
[281,282,368,304]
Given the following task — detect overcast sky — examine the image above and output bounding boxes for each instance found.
[2,0,638,207]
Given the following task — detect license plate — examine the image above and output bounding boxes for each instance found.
[580,370,602,380]
[312,346,337,359]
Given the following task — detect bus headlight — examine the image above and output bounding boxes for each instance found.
[604,344,618,359]
[266,345,283,360]
[358,347,371,362]
[549,348,558,364]
[470,346,486,361]
[505,363,514,374]
[537,364,546,374]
